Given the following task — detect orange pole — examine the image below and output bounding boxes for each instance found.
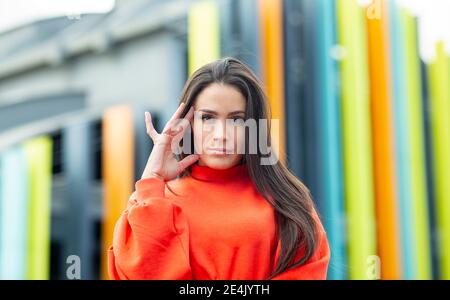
[366,0,401,279]
[101,105,135,279]
[258,0,286,164]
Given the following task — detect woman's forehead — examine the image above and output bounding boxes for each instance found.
[194,83,246,111]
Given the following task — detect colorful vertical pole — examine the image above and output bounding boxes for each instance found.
[428,42,450,280]
[235,0,261,78]
[336,0,377,279]
[219,0,261,78]
[24,136,53,279]
[366,0,401,279]
[388,0,417,279]
[315,0,346,280]
[101,106,135,279]
[402,10,432,279]
[188,0,220,75]
[258,0,286,164]
[63,121,95,279]
[0,147,28,279]
[420,59,440,280]
[283,0,306,179]
[300,0,322,211]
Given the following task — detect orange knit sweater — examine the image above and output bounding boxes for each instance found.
[108,163,330,280]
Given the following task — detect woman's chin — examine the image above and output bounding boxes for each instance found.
[198,155,241,169]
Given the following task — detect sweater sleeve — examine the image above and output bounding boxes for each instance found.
[107,177,192,280]
[270,210,330,280]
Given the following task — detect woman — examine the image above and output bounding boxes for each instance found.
[108,57,330,280]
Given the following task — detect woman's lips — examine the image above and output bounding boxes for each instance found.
[206,147,232,155]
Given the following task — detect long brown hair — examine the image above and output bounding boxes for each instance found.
[174,57,319,279]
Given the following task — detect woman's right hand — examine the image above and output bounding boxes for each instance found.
[141,102,199,181]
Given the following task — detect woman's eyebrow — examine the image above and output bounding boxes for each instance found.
[197,109,245,116]
[197,109,218,115]
[227,110,245,116]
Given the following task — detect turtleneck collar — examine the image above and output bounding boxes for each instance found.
[190,162,249,183]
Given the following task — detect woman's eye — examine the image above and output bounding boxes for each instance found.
[232,117,245,125]
[201,115,212,121]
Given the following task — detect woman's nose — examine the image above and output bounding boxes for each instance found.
[212,120,229,142]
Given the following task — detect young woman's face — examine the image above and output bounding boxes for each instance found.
[192,83,246,169]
